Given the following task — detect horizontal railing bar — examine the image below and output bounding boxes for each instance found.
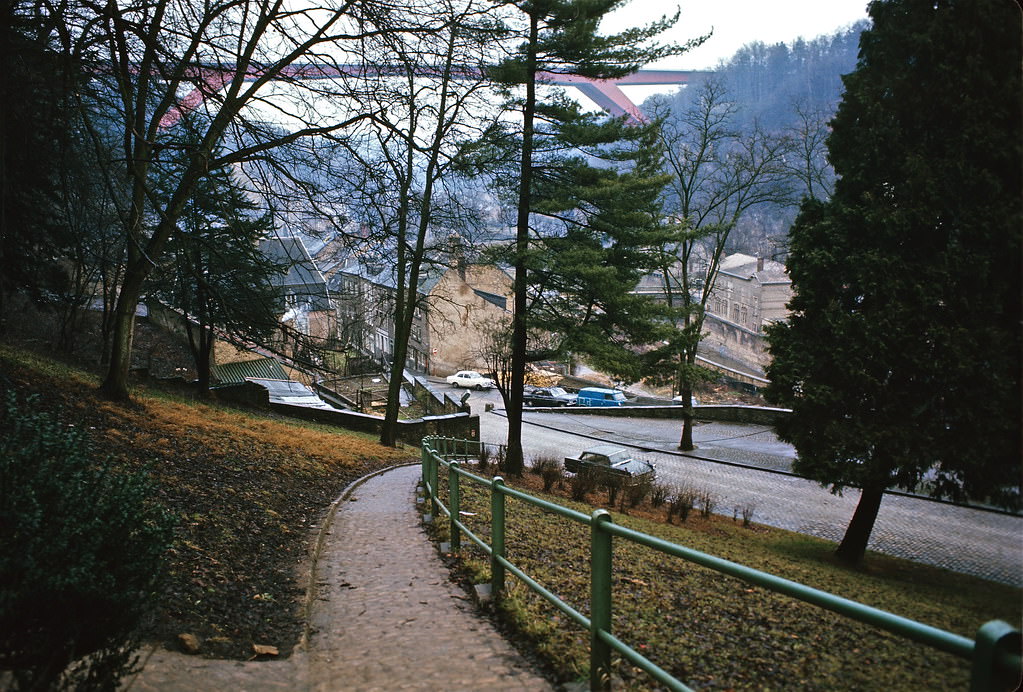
[497,482,594,524]
[597,630,692,692]
[603,520,975,660]
[452,518,492,557]
[496,554,591,630]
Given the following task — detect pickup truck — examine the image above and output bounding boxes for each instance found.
[445,370,495,390]
[563,445,655,483]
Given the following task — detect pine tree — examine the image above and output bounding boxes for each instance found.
[525,110,676,381]
[765,0,1022,565]
[490,0,699,474]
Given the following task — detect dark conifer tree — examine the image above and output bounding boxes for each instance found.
[151,133,281,392]
[766,0,1022,564]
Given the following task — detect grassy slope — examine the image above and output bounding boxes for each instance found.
[0,345,413,659]
[437,467,1020,690]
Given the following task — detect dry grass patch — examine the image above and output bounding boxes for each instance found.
[1,345,415,660]
[430,466,1020,691]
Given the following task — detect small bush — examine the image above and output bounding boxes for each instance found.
[649,483,670,508]
[623,477,652,510]
[666,483,696,524]
[569,467,598,501]
[477,443,492,474]
[493,444,508,472]
[529,454,563,492]
[741,501,756,528]
[602,473,624,507]
[0,393,174,691]
[698,489,718,519]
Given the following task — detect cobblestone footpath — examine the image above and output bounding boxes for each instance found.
[123,465,553,691]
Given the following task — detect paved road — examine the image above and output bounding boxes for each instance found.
[452,386,1022,587]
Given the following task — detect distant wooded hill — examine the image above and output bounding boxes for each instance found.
[646,22,868,257]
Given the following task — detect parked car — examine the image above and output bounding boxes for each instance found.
[523,386,577,407]
[563,445,655,482]
[575,386,628,407]
[445,370,495,390]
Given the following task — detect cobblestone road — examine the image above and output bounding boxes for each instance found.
[476,408,1023,587]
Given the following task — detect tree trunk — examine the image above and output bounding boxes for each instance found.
[100,261,148,401]
[677,381,695,451]
[197,324,213,393]
[505,12,539,477]
[678,411,694,450]
[835,480,886,565]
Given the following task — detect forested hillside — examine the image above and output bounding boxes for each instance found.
[647,23,867,256]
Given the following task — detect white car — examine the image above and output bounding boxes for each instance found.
[445,370,495,390]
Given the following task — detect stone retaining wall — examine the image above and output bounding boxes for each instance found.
[213,380,479,446]
[542,403,791,427]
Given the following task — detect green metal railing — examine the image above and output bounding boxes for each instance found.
[420,436,1021,691]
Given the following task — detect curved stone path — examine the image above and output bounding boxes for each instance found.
[123,465,552,691]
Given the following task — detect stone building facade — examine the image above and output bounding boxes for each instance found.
[702,253,791,375]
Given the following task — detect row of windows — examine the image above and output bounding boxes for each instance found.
[711,298,754,330]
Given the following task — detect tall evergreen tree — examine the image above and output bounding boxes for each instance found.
[151,139,280,392]
[765,0,1022,565]
[0,1,78,323]
[525,110,676,381]
[490,0,700,474]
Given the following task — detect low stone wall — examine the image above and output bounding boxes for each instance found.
[540,403,791,427]
[214,381,479,446]
[408,372,468,416]
[267,402,480,447]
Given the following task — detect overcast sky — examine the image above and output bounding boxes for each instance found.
[604,0,870,71]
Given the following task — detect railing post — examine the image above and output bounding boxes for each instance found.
[491,476,506,595]
[429,447,439,516]
[449,460,461,552]
[590,509,613,691]
[971,620,1021,692]
[420,441,427,488]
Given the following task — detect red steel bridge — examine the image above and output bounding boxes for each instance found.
[162,64,708,127]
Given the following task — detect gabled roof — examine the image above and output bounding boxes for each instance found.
[259,235,332,308]
[718,253,789,284]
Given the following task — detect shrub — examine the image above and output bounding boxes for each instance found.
[569,467,598,501]
[477,443,492,474]
[740,501,756,528]
[0,393,174,691]
[698,489,718,519]
[622,476,652,510]
[528,454,563,492]
[602,473,624,507]
[649,483,670,508]
[493,444,508,472]
[666,483,696,524]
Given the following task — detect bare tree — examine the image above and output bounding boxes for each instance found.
[646,79,792,450]
[321,0,502,446]
[783,100,835,202]
[52,0,446,400]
